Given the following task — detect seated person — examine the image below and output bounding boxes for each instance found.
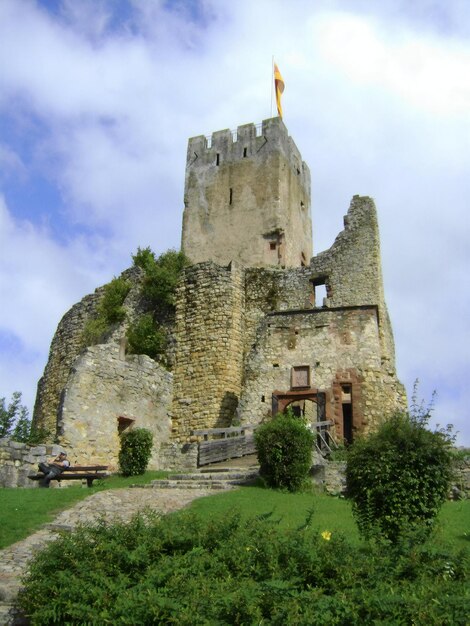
[38,452,70,487]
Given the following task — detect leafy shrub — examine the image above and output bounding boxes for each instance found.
[99,276,131,323]
[19,510,470,625]
[119,428,153,476]
[346,402,455,544]
[255,410,314,491]
[82,276,130,345]
[132,245,157,273]
[133,247,189,310]
[126,313,167,359]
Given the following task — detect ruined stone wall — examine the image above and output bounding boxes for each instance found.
[171,262,244,441]
[58,344,172,470]
[182,117,312,269]
[0,439,66,488]
[239,306,405,435]
[310,195,396,366]
[33,291,103,438]
[244,266,313,354]
[32,267,150,439]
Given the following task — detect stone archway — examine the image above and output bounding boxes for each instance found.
[272,389,327,422]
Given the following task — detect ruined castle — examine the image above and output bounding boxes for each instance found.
[32,117,406,470]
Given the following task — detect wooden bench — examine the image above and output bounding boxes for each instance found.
[29,465,109,488]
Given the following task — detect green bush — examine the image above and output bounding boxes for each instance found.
[82,276,130,345]
[99,276,131,323]
[346,404,455,544]
[126,313,167,359]
[19,511,470,625]
[133,247,189,310]
[118,428,153,476]
[255,410,314,491]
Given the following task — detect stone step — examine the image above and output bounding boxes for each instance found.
[169,470,258,481]
[150,469,259,490]
[150,479,235,490]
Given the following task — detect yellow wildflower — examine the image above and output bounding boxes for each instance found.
[321,530,332,541]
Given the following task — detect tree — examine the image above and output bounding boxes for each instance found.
[0,392,32,442]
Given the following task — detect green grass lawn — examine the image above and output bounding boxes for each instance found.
[2,477,469,554]
[0,471,167,549]
[187,485,470,552]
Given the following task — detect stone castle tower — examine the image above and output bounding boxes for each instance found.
[182,117,312,268]
[31,116,406,471]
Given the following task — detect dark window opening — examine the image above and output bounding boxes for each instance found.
[117,416,135,435]
[216,153,220,165]
[296,167,300,175]
[300,201,305,209]
[273,363,279,368]
[261,395,265,402]
[243,147,247,157]
[270,242,277,250]
[342,403,353,444]
[229,188,233,204]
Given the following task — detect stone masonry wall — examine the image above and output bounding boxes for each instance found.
[310,195,396,366]
[33,291,103,438]
[58,344,173,470]
[182,117,312,269]
[0,439,67,488]
[240,307,379,424]
[171,262,244,442]
[33,266,145,439]
[244,266,313,354]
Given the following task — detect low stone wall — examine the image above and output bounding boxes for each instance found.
[0,439,67,488]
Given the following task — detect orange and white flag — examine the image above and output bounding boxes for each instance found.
[274,63,285,118]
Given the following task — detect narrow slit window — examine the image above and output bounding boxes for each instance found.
[243,147,247,157]
[216,153,220,165]
[229,188,233,204]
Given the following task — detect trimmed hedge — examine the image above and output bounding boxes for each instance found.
[118,428,153,476]
[255,412,314,491]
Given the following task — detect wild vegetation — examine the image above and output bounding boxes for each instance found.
[82,276,130,346]
[132,246,189,311]
[18,506,469,625]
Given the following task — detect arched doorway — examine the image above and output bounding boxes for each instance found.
[284,398,318,423]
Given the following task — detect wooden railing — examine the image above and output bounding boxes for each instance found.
[192,420,338,466]
[191,425,256,466]
[309,420,339,455]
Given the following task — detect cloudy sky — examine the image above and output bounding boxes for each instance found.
[0,0,469,444]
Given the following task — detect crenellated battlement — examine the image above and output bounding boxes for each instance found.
[186,117,310,193]
[183,116,312,269]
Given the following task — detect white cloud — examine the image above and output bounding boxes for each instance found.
[0,0,468,444]
[314,11,470,115]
